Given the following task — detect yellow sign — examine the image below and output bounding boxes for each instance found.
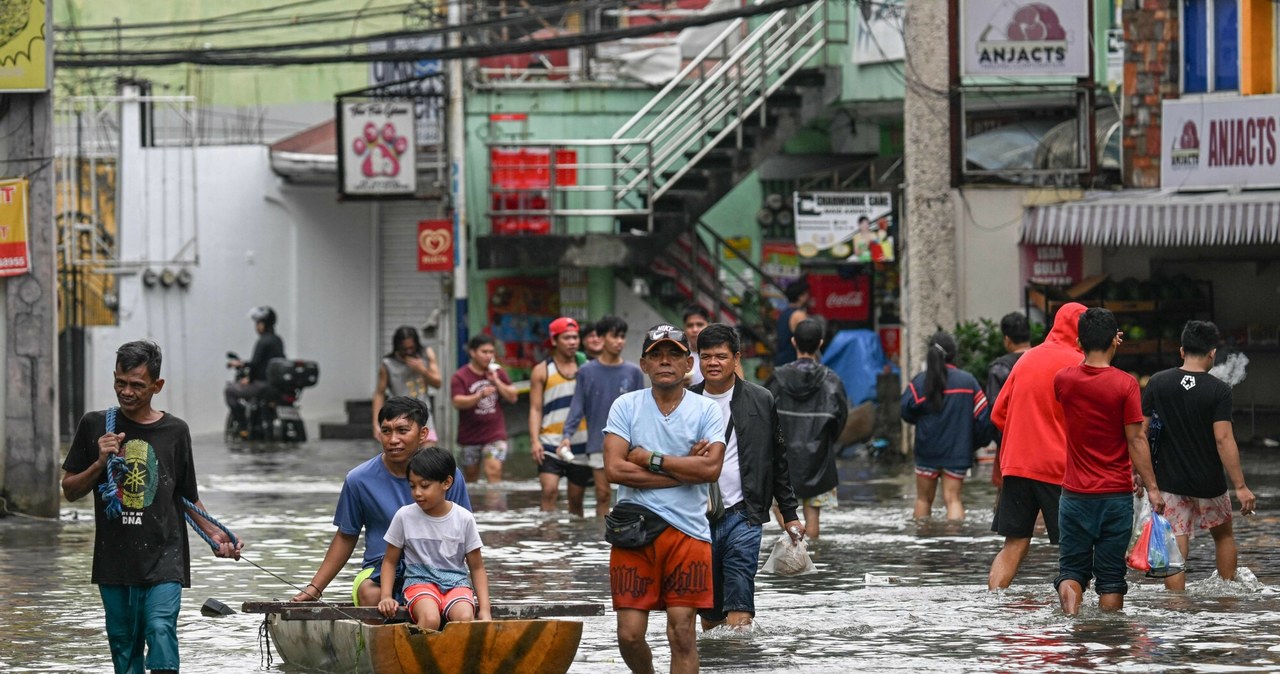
[0,0,46,91]
[722,236,751,260]
[0,177,30,276]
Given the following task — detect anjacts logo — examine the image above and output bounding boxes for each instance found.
[1171,120,1201,169]
[976,2,1069,67]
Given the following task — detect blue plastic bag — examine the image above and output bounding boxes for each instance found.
[1145,509,1185,578]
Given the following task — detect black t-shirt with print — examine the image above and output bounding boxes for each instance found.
[1141,368,1233,498]
[62,410,200,587]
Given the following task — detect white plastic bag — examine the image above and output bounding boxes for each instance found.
[761,534,816,576]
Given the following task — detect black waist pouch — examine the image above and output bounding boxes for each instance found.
[605,501,669,548]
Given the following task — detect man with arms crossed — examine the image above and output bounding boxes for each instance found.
[691,323,802,631]
[604,324,725,674]
[988,302,1087,590]
[529,317,593,515]
[1142,320,1256,591]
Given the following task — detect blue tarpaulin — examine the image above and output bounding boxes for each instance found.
[821,329,899,405]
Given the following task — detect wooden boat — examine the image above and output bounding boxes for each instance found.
[242,601,602,674]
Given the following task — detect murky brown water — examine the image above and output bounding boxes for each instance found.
[4,435,1280,672]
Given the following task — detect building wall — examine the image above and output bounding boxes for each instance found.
[84,145,376,435]
[1121,0,1180,187]
[953,189,1026,324]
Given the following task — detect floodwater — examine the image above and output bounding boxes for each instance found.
[4,435,1280,673]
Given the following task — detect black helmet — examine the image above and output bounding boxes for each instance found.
[249,306,277,329]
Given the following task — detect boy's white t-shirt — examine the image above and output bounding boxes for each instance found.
[384,503,483,590]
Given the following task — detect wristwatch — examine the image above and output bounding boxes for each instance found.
[648,452,664,473]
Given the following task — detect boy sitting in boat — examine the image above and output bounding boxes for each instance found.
[378,447,492,629]
[292,397,470,607]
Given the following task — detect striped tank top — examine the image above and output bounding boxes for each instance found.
[538,358,587,453]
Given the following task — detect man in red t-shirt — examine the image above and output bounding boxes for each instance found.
[1053,308,1162,616]
[451,334,517,483]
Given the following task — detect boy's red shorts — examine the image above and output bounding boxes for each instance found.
[609,526,713,611]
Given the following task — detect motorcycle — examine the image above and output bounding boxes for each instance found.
[225,351,320,442]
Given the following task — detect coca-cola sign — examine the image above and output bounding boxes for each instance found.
[808,273,871,322]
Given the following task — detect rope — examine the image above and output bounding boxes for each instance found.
[97,407,127,520]
[101,407,373,626]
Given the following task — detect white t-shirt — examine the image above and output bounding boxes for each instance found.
[689,353,704,386]
[703,388,743,509]
[384,502,483,590]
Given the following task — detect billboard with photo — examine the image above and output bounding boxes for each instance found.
[792,191,895,263]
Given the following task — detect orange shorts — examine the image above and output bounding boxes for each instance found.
[609,526,713,611]
[404,583,476,621]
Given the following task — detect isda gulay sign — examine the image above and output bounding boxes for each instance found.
[961,0,1090,78]
[1162,95,1280,190]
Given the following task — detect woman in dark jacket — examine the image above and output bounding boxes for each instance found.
[901,332,992,521]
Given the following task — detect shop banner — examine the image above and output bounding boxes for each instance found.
[0,0,48,91]
[417,220,453,272]
[368,36,443,147]
[1019,243,1081,287]
[340,100,417,196]
[853,0,904,65]
[961,0,1090,78]
[0,178,30,276]
[761,241,801,311]
[1161,95,1280,190]
[809,273,871,322]
[793,191,895,262]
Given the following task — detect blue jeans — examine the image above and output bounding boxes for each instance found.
[699,507,764,622]
[1055,493,1133,597]
[99,582,182,674]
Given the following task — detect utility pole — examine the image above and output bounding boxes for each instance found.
[1,0,57,517]
[901,0,957,377]
[444,0,467,449]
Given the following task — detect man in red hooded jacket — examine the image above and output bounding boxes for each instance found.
[987,302,1087,590]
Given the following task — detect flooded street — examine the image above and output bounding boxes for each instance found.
[4,435,1280,673]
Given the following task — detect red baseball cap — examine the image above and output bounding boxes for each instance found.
[548,317,580,344]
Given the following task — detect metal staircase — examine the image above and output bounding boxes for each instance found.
[476,0,843,353]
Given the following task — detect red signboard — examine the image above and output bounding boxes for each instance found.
[808,273,871,322]
[1019,244,1083,286]
[417,220,454,272]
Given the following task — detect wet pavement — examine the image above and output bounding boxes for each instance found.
[4,434,1280,673]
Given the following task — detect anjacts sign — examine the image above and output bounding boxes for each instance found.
[1162,95,1280,190]
[961,0,1089,78]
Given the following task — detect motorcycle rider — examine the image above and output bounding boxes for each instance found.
[225,306,286,434]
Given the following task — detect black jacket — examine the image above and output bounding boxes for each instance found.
[691,377,800,525]
[766,358,849,499]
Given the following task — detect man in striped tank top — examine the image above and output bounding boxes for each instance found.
[528,317,593,515]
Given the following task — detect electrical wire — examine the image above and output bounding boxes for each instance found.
[56,0,817,68]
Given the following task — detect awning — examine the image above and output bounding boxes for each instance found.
[1021,189,1280,246]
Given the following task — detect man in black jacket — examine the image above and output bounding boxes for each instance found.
[225,306,286,432]
[691,323,802,631]
[766,318,848,541]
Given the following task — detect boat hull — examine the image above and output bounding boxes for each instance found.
[267,614,583,674]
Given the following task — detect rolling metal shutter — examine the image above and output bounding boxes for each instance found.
[378,201,448,354]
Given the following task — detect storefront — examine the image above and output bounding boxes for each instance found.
[1021,189,1280,441]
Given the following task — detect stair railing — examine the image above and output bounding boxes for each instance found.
[611,0,834,221]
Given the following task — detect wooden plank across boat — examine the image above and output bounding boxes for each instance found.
[242,601,603,674]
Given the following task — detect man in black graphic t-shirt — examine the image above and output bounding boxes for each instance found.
[62,341,241,674]
[1142,321,1256,591]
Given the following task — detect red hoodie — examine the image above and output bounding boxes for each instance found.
[990,302,1086,485]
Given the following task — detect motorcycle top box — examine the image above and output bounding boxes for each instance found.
[267,358,320,391]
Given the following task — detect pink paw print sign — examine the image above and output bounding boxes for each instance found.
[340,100,418,196]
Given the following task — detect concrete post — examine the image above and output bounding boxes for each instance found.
[0,90,58,517]
[901,0,957,377]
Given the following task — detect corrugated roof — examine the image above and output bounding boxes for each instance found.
[1021,190,1280,246]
